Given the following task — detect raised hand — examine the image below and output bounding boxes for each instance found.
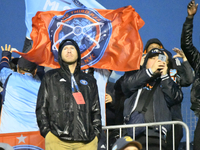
[0,44,15,60]
[187,0,198,18]
[160,61,168,76]
[173,47,187,61]
[1,44,12,53]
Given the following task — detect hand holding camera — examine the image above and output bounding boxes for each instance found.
[151,54,168,75]
[158,54,168,75]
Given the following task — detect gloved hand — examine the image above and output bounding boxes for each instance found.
[1,44,12,60]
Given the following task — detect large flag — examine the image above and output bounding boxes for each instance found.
[0,131,45,149]
[25,0,105,39]
[15,5,145,71]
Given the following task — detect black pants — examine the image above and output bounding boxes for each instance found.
[136,134,167,150]
[166,124,183,150]
[193,117,200,150]
[98,131,107,150]
[106,108,115,126]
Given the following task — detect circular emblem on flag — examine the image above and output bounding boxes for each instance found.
[48,8,112,67]
[80,79,88,85]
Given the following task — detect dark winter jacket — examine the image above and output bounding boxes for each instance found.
[144,38,193,123]
[36,39,102,142]
[106,81,115,112]
[114,75,126,125]
[122,51,183,134]
[181,17,200,115]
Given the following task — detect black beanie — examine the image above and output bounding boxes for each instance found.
[18,57,37,72]
[59,40,76,52]
[58,39,80,57]
[58,39,81,67]
[144,38,164,53]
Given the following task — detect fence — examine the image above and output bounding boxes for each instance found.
[102,121,190,150]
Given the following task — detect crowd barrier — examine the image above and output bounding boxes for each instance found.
[0,121,189,150]
[102,121,190,150]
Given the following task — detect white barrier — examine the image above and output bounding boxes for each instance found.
[102,121,190,150]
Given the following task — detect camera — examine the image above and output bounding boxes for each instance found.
[158,54,166,62]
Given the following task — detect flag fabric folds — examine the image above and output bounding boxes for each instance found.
[15,5,145,71]
[0,131,45,149]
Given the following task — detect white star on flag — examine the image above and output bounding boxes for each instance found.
[17,134,27,144]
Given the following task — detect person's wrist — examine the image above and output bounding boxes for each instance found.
[183,57,187,61]
[161,71,167,76]
[187,14,194,18]
[2,51,11,60]
[151,67,156,73]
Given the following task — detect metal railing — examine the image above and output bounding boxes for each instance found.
[102,121,190,150]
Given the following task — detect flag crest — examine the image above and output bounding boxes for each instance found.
[49,8,112,68]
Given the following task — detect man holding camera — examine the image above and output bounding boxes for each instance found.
[121,48,183,150]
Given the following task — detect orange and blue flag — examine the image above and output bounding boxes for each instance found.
[15,5,145,71]
[0,131,45,149]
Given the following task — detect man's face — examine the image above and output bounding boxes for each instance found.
[123,145,139,150]
[146,55,159,69]
[146,53,169,69]
[61,45,78,64]
[147,43,161,53]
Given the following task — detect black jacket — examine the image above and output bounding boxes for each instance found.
[121,52,183,133]
[170,59,194,121]
[113,76,126,125]
[144,38,193,123]
[122,69,183,120]
[181,17,200,115]
[36,39,102,142]
[106,81,115,111]
[171,58,194,87]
